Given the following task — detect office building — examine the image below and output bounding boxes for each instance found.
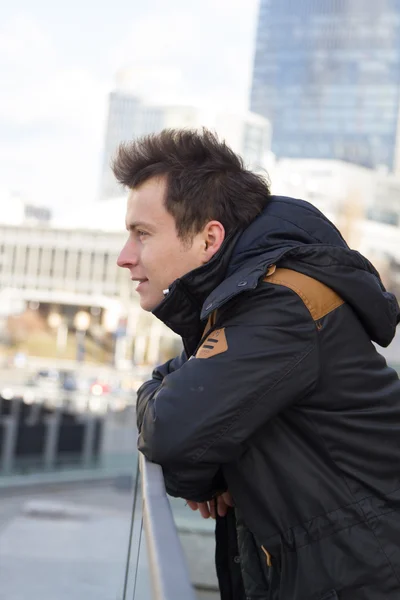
[0,222,179,365]
[251,0,400,171]
[99,88,272,200]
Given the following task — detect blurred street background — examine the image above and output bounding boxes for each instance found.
[0,0,399,598]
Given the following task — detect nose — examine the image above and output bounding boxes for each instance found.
[117,239,139,269]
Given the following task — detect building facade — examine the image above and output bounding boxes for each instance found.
[0,223,179,365]
[99,89,272,200]
[0,191,52,227]
[0,225,127,300]
[270,157,400,289]
[251,0,400,171]
[272,158,400,230]
[99,91,142,200]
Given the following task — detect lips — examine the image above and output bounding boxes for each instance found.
[130,276,147,283]
[134,279,148,292]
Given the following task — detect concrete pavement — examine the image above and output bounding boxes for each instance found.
[0,480,219,600]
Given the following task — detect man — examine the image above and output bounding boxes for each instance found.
[115,129,400,600]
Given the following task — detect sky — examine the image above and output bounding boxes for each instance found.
[0,0,259,216]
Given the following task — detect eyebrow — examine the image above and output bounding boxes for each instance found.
[126,221,154,232]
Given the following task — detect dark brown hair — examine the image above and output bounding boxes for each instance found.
[112,128,270,240]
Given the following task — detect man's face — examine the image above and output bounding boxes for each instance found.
[117,177,215,311]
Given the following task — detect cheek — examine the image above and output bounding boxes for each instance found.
[141,242,170,275]
[142,239,199,285]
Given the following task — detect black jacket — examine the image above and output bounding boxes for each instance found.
[136,196,400,599]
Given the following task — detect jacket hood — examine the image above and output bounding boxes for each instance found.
[205,196,399,347]
[153,195,399,347]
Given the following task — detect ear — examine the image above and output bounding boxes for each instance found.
[201,221,225,263]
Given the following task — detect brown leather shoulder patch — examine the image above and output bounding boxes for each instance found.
[202,310,218,338]
[263,268,344,321]
[196,328,228,359]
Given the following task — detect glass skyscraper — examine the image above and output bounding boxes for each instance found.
[250,0,400,170]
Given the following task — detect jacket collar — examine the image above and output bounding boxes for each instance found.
[151,195,342,336]
[152,195,400,346]
[152,230,241,338]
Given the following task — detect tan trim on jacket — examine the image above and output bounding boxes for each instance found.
[264,267,344,321]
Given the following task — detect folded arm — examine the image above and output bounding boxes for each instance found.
[138,284,319,500]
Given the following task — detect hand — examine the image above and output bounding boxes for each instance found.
[186,491,234,519]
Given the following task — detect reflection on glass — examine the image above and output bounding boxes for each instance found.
[122,468,152,600]
[130,524,152,600]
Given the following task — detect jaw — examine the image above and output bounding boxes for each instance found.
[136,282,164,312]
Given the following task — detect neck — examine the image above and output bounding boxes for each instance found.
[152,230,241,340]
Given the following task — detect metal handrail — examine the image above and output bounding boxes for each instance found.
[140,453,196,600]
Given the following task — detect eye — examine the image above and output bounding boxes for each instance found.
[137,230,149,240]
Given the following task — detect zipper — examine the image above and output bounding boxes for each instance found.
[261,545,272,567]
[261,545,282,577]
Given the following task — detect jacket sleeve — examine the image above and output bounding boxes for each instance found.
[138,283,319,497]
[136,350,227,500]
[136,350,187,432]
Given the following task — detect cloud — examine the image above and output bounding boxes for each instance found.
[0,13,52,66]
[1,68,107,132]
[0,13,107,130]
[0,136,102,207]
[0,1,260,215]
[109,0,259,109]
[0,13,108,209]
[0,14,53,122]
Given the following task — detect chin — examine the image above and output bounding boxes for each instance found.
[139,298,153,312]
[139,295,162,312]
